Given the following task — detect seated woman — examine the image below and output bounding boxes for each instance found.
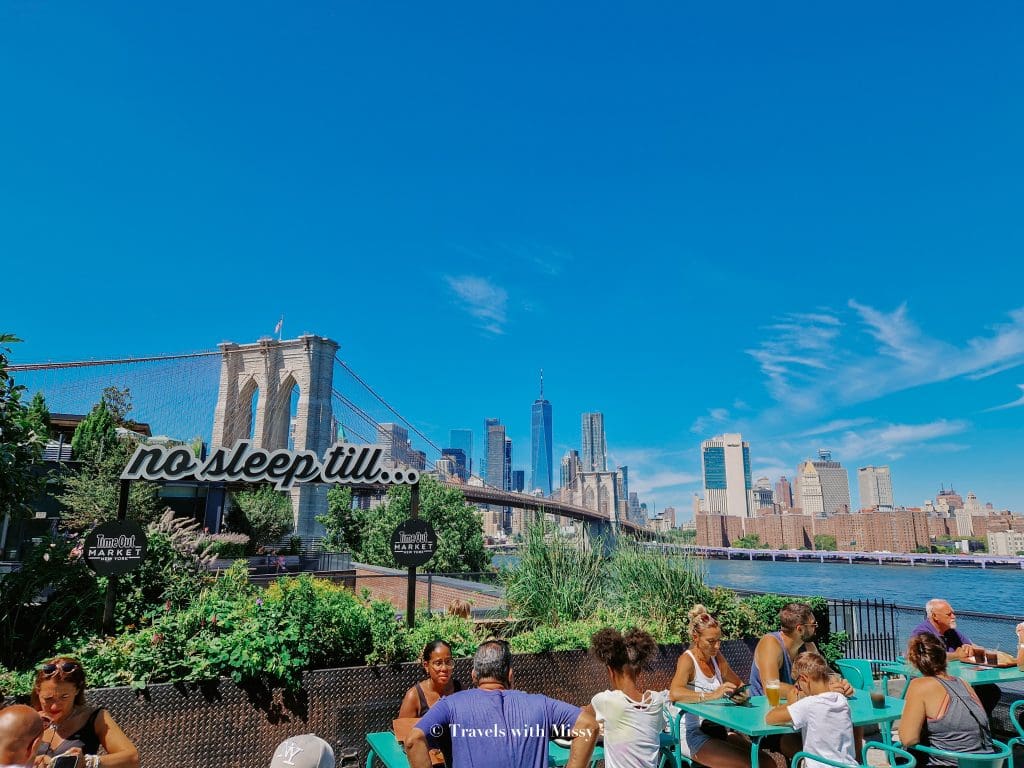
[899,632,994,766]
[589,627,668,768]
[398,640,462,768]
[398,640,462,719]
[669,604,765,768]
[32,657,140,768]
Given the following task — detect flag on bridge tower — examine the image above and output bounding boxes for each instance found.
[274,315,283,340]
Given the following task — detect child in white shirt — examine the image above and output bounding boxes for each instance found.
[765,651,857,768]
[590,627,669,768]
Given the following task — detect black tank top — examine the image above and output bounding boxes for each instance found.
[414,679,463,716]
[38,708,102,757]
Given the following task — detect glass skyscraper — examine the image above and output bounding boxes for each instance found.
[449,428,473,478]
[530,374,553,496]
[581,412,607,472]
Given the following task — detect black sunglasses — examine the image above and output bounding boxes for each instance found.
[41,662,79,676]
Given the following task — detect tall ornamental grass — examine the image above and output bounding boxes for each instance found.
[501,520,605,628]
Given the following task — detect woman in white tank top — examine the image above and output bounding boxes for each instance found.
[668,605,769,768]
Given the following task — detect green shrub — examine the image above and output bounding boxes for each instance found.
[401,612,480,662]
[0,535,103,670]
[502,522,605,628]
[604,541,710,636]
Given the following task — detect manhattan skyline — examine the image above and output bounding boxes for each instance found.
[4,2,1024,515]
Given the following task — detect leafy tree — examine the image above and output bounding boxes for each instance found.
[732,533,763,549]
[100,385,133,424]
[70,400,119,465]
[25,391,51,441]
[229,484,294,550]
[355,475,489,573]
[317,485,360,552]
[0,335,46,525]
[813,534,837,551]
[58,435,162,530]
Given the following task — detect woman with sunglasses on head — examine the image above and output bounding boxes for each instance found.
[669,605,766,768]
[31,658,139,768]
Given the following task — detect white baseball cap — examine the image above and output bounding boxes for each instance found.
[269,734,336,768]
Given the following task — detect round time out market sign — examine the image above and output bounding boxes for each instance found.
[84,520,148,576]
[391,518,437,567]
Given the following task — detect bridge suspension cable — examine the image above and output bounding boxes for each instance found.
[7,349,222,372]
[333,355,443,456]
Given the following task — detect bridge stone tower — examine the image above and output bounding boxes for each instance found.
[211,335,339,537]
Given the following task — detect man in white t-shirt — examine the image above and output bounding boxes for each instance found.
[765,651,857,768]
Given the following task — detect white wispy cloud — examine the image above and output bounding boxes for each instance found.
[608,446,701,512]
[824,419,970,462]
[690,407,731,434]
[444,275,508,335]
[984,384,1024,412]
[748,302,1024,412]
[796,418,876,438]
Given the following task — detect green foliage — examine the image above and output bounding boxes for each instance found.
[25,391,51,441]
[111,515,215,628]
[605,541,710,635]
[502,522,605,628]
[49,567,380,690]
[401,612,480,662]
[57,436,162,531]
[355,476,490,573]
[228,484,294,550]
[0,535,104,670]
[0,334,47,522]
[365,599,404,666]
[814,534,838,551]
[317,485,358,552]
[733,534,763,549]
[70,400,119,465]
[194,533,250,559]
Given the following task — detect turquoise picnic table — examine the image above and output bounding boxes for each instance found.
[673,692,904,768]
[364,730,605,767]
[879,659,1024,687]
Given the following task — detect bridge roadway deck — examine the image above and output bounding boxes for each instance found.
[442,481,644,535]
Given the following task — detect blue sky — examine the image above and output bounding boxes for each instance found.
[4,2,1024,518]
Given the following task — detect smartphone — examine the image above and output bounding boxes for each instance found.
[50,755,80,768]
[727,684,751,703]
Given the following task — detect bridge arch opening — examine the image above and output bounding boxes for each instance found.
[239,377,259,442]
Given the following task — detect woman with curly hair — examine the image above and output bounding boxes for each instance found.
[589,627,668,768]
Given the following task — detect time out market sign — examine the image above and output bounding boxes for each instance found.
[120,440,421,487]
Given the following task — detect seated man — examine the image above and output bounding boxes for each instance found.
[407,639,598,768]
[751,602,852,699]
[0,705,45,768]
[750,602,855,758]
[911,598,1000,717]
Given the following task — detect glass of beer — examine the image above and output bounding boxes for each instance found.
[973,646,986,664]
[765,679,781,707]
[985,648,999,665]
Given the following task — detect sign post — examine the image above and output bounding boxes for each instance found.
[389,485,437,628]
[407,484,419,629]
[90,479,148,635]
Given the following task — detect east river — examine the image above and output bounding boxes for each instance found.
[702,557,1024,615]
[492,553,1024,615]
